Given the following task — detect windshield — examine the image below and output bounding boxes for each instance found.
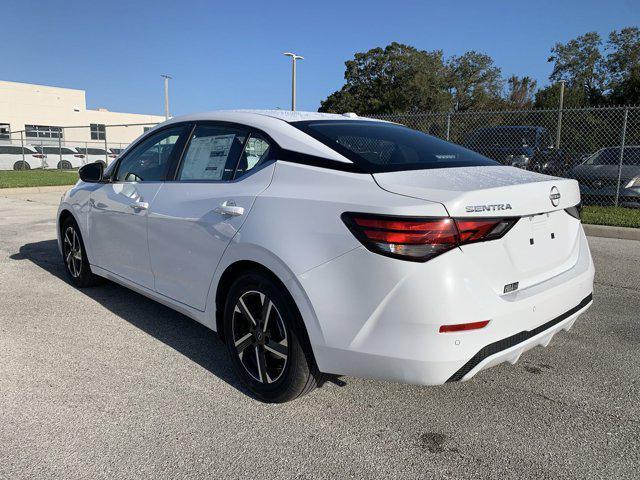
[584,147,640,166]
[292,120,497,173]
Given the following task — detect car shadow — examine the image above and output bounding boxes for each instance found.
[10,239,245,395]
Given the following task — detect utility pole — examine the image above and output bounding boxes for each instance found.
[161,74,172,120]
[283,52,304,111]
[555,80,566,149]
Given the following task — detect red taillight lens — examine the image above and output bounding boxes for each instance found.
[342,213,518,262]
[439,320,490,333]
[343,214,459,261]
[74,154,85,158]
[32,154,45,158]
[108,154,117,158]
[456,218,519,244]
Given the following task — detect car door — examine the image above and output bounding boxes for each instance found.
[88,124,190,289]
[147,123,276,311]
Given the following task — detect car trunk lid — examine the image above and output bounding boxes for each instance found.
[373,165,583,292]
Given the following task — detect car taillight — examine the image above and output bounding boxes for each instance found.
[108,154,117,158]
[342,213,519,262]
[74,154,85,158]
[32,154,45,158]
[564,203,582,220]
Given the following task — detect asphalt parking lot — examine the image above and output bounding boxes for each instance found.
[1,189,639,479]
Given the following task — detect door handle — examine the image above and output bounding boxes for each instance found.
[215,200,244,217]
[129,201,149,210]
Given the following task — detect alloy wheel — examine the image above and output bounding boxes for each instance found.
[232,290,289,384]
[63,226,82,278]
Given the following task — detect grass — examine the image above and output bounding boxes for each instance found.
[0,169,78,189]
[582,206,640,229]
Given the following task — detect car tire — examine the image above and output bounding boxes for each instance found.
[61,216,102,288]
[223,270,323,402]
[13,161,30,171]
[57,160,73,170]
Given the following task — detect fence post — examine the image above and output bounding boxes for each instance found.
[555,80,565,149]
[104,128,109,165]
[20,130,25,166]
[614,107,629,208]
[445,112,451,141]
[58,133,63,169]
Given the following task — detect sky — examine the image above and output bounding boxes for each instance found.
[3,0,639,116]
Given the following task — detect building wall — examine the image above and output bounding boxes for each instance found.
[0,80,165,146]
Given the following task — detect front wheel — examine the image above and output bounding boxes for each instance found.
[61,217,101,287]
[13,161,30,171]
[223,271,323,402]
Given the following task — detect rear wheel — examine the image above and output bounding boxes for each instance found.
[57,160,72,170]
[61,217,101,287]
[13,161,30,171]
[223,271,322,402]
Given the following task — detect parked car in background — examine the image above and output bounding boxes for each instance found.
[34,145,85,169]
[463,126,567,175]
[73,147,110,166]
[109,148,124,159]
[0,144,46,170]
[568,146,640,208]
[57,110,593,402]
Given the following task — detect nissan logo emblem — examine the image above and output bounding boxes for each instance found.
[550,186,561,207]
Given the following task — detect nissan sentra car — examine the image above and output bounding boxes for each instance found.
[57,110,595,402]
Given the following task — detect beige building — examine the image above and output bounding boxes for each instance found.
[0,80,165,148]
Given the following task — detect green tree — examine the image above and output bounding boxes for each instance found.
[505,75,537,109]
[446,51,504,111]
[606,27,640,104]
[546,32,607,106]
[319,42,450,114]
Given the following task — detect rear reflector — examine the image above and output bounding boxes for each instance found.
[439,320,490,333]
[342,212,519,262]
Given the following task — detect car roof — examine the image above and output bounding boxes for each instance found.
[165,109,380,124]
[153,110,386,164]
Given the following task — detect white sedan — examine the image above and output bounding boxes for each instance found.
[57,110,594,402]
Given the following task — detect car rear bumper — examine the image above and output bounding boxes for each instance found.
[299,225,595,385]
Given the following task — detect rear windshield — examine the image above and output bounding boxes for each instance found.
[584,147,640,166]
[292,120,497,173]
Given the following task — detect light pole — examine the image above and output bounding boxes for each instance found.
[161,74,172,120]
[283,52,304,111]
[555,79,565,149]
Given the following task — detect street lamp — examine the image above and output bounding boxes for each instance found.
[283,52,304,111]
[161,74,172,120]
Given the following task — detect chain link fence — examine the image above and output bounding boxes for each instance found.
[372,106,640,211]
[2,108,639,218]
[0,123,159,171]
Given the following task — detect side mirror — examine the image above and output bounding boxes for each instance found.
[78,162,103,183]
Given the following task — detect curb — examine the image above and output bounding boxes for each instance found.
[0,185,72,195]
[584,223,640,241]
